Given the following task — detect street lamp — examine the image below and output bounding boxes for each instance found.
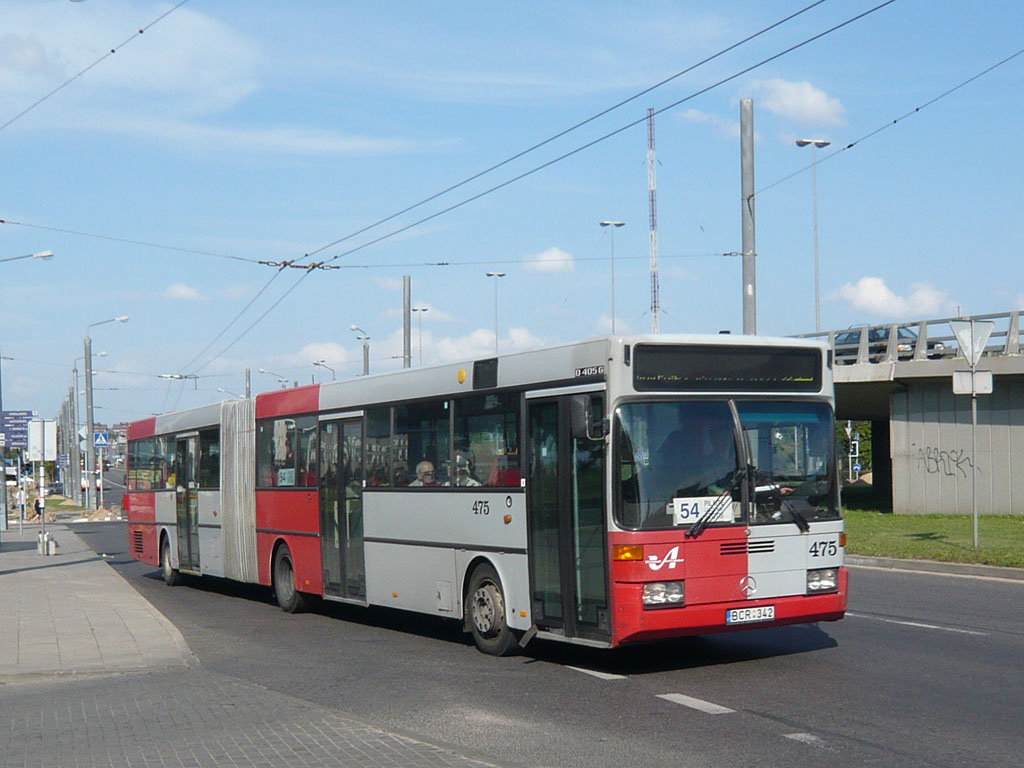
[257,367,289,388]
[84,315,128,512]
[485,273,505,354]
[411,306,429,365]
[217,387,242,398]
[795,139,830,333]
[351,325,370,375]
[599,221,625,333]
[71,351,104,505]
[313,359,335,381]
[0,250,53,530]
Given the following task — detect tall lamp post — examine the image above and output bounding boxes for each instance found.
[313,359,335,381]
[795,139,830,333]
[599,221,625,333]
[351,325,370,375]
[85,315,128,512]
[485,273,505,354]
[411,306,429,365]
[72,350,105,505]
[0,250,52,530]
[257,367,289,388]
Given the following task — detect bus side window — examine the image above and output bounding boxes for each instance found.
[453,393,520,488]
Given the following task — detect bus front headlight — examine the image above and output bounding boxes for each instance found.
[643,581,685,608]
[807,568,838,593]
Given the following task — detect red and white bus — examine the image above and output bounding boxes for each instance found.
[125,334,846,654]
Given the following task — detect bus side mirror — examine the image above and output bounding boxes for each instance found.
[570,394,608,441]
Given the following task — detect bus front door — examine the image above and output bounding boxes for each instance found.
[526,397,609,643]
[319,418,366,601]
[174,435,200,573]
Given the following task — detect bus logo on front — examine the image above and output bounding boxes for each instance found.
[647,546,683,571]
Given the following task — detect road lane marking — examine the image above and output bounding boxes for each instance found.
[785,732,827,747]
[847,562,1024,585]
[565,666,626,680]
[657,693,734,714]
[846,611,988,636]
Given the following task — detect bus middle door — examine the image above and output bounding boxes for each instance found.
[173,434,200,573]
[526,395,609,643]
[319,417,366,602]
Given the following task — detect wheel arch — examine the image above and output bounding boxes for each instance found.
[461,555,511,631]
[269,536,291,589]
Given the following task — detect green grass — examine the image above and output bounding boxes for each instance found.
[842,488,1024,568]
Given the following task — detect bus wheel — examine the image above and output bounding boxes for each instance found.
[161,536,180,586]
[465,564,518,656]
[273,544,306,613]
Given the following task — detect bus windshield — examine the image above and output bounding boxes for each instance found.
[615,400,838,530]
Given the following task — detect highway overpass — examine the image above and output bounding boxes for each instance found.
[799,311,1024,515]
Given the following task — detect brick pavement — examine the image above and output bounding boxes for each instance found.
[0,523,499,768]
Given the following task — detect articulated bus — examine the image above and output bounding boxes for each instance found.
[125,335,846,655]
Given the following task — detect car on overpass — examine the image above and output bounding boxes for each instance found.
[833,325,946,364]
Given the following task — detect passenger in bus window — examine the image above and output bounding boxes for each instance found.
[447,452,481,487]
[409,461,441,487]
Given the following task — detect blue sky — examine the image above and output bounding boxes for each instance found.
[1,0,1022,426]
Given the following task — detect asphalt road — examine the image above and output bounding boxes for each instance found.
[75,522,1024,768]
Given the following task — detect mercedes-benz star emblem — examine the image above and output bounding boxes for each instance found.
[739,576,757,596]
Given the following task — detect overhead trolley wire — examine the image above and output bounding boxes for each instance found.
[754,45,1024,197]
[302,0,831,259]
[185,1,895,374]
[0,219,261,265]
[311,0,897,270]
[0,0,194,134]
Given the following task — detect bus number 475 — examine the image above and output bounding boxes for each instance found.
[472,500,490,516]
[808,540,837,557]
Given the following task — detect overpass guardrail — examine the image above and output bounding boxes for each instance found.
[795,311,1021,365]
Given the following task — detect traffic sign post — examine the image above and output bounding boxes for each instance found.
[950,319,995,549]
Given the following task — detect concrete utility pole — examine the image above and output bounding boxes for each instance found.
[740,99,756,335]
[402,275,411,369]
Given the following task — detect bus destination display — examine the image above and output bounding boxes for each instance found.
[633,344,821,392]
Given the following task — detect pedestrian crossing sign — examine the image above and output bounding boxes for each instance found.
[94,432,109,448]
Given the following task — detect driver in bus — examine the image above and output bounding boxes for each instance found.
[655,415,738,498]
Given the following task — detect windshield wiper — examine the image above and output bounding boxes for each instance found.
[753,469,811,532]
[686,469,745,540]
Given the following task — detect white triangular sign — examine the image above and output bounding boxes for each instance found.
[950,320,994,366]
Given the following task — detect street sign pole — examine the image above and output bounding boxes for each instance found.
[950,319,995,549]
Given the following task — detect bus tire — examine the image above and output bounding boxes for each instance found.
[273,543,306,613]
[161,535,181,587]
[465,563,518,656]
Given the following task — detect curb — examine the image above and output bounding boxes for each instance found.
[846,554,1024,581]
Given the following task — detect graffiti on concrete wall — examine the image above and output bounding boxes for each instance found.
[913,444,975,479]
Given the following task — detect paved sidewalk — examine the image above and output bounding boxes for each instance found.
[0,523,499,768]
[0,522,193,678]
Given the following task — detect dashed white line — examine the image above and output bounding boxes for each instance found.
[565,666,626,680]
[785,732,827,747]
[846,611,988,636]
[657,693,734,714]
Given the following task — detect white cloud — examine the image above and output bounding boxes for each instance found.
[831,277,952,318]
[164,283,207,301]
[434,327,545,361]
[749,79,845,126]
[524,247,574,273]
[680,108,739,139]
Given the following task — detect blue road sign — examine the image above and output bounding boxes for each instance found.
[852,463,862,473]
[94,432,109,448]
